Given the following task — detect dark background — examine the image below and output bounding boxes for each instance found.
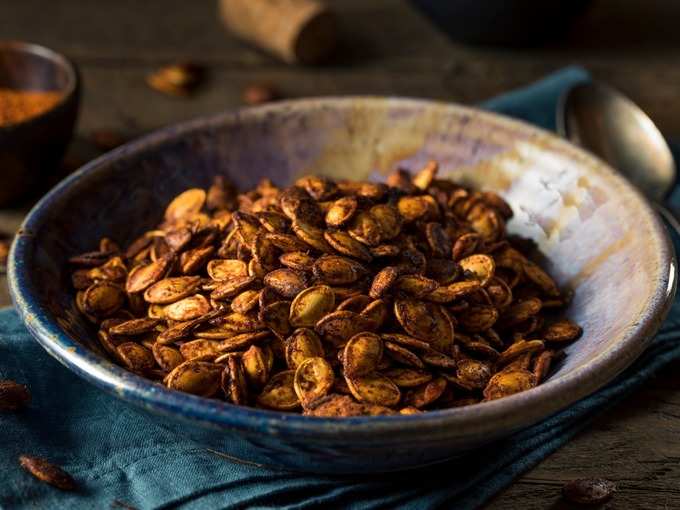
[3,1,680,508]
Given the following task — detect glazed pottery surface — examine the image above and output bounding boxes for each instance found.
[9,97,676,473]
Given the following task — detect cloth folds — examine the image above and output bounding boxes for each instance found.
[2,66,678,510]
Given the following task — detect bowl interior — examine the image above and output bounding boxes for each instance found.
[0,41,76,94]
[10,97,674,436]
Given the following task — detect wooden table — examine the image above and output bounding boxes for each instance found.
[3,1,680,507]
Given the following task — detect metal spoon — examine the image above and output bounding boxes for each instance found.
[557,81,680,233]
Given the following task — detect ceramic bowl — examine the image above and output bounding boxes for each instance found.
[0,41,80,206]
[8,97,676,473]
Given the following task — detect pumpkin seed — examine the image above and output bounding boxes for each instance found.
[323,230,372,262]
[543,319,582,343]
[180,246,215,274]
[180,339,221,361]
[382,367,433,387]
[143,276,200,304]
[303,393,395,417]
[19,455,76,491]
[384,341,423,368]
[165,189,206,223]
[231,289,261,314]
[562,479,616,505]
[315,311,376,346]
[109,317,160,336]
[83,281,125,317]
[359,299,388,328]
[289,285,335,328]
[264,268,308,299]
[70,165,582,415]
[403,376,447,408]
[152,343,184,371]
[257,370,300,410]
[347,211,382,247]
[0,380,31,411]
[397,195,438,222]
[207,259,248,280]
[166,361,222,397]
[459,254,495,287]
[260,300,292,336]
[501,298,542,326]
[497,339,545,366]
[294,356,334,406]
[325,196,358,227]
[483,368,536,400]
[533,350,554,383]
[222,355,248,405]
[256,210,290,233]
[164,294,211,321]
[116,342,155,373]
[395,275,439,298]
[285,328,324,370]
[279,251,315,272]
[425,222,450,257]
[458,305,499,333]
[394,299,454,347]
[343,332,383,376]
[369,266,399,299]
[426,280,481,303]
[456,359,491,389]
[336,294,372,313]
[242,345,272,388]
[346,372,401,406]
[412,160,438,190]
[313,255,366,286]
[523,260,560,297]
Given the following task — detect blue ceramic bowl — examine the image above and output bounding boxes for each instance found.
[8,98,676,473]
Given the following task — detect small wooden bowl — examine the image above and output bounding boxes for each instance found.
[0,41,80,206]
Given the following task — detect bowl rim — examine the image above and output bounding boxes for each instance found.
[0,40,79,131]
[8,96,677,439]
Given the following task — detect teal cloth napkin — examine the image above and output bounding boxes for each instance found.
[3,67,679,510]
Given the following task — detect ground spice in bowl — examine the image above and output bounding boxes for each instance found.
[0,87,62,126]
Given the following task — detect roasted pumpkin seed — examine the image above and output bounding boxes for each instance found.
[222,355,248,405]
[543,319,582,343]
[83,281,125,317]
[343,332,383,376]
[294,356,334,406]
[285,328,324,369]
[289,285,335,328]
[164,294,211,321]
[242,345,272,388]
[0,380,31,411]
[143,276,200,304]
[313,255,366,286]
[346,372,401,406]
[264,268,308,299]
[483,368,536,400]
[180,339,221,361]
[325,196,358,227]
[166,361,222,397]
[19,455,76,491]
[70,166,582,415]
[257,370,300,410]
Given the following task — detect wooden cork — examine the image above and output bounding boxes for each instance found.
[218,0,337,65]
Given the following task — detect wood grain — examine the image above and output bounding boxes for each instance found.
[2,0,680,507]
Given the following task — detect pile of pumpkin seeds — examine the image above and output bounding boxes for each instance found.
[70,161,582,416]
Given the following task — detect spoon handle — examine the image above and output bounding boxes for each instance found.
[653,201,680,236]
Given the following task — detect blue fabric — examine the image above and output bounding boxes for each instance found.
[2,66,678,510]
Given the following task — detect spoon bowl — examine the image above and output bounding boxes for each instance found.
[558,81,676,202]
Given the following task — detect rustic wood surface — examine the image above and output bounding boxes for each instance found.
[2,1,680,507]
